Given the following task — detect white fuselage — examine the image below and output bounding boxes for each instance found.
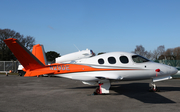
[54,52,178,82]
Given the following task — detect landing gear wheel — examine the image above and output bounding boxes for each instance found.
[96,88,101,94]
[149,83,160,92]
[93,87,101,95]
[149,87,160,92]
[92,80,110,95]
[96,88,100,94]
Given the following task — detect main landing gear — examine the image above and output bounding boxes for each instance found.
[93,80,111,95]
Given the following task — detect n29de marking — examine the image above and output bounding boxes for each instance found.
[50,65,70,71]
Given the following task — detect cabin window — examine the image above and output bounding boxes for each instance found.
[132,55,150,63]
[120,56,129,64]
[108,57,116,64]
[98,58,104,64]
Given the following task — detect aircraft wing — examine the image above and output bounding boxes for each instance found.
[82,75,123,86]
[94,72,124,80]
[96,76,123,80]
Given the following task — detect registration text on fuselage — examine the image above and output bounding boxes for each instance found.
[50,65,70,71]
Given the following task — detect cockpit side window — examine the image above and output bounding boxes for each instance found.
[132,55,150,63]
[120,56,129,64]
[108,57,116,64]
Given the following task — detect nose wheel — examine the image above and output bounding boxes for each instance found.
[149,83,160,92]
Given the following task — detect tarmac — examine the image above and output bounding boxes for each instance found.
[0,75,180,112]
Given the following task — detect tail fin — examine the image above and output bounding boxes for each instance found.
[4,38,45,71]
[32,44,47,65]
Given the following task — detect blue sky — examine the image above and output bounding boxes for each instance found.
[1,0,180,55]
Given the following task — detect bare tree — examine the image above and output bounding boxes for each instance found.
[0,29,35,61]
[160,48,180,67]
[164,48,174,60]
[173,47,180,60]
[146,51,152,59]
[132,45,145,56]
[153,45,165,60]
[21,36,35,51]
[132,45,180,67]
[132,45,152,59]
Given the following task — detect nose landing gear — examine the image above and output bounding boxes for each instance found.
[149,83,160,92]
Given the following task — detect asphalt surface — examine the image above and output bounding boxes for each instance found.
[0,75,180,112]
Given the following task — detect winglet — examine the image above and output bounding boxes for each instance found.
[4,38,45,71]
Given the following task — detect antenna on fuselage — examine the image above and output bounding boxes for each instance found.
[73,44,80,51]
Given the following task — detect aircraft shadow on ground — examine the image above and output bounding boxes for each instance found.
[70,83,180,104]
[111,83,179,104]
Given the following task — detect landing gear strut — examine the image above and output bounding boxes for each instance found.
[93,80,111,95]
[149,83,160,92]
[94,83,103,95]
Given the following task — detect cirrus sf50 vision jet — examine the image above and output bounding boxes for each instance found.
[4,38,178,94]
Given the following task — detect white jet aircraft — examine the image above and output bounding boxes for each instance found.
[4,38,178,94]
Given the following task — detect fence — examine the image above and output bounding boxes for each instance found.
[155,60,180,68]
[0,61,19,73]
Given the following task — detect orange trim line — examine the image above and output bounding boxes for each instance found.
[24,63,142,77]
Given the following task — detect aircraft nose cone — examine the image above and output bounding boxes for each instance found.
[155,63,178,76]
[170,67,178,75]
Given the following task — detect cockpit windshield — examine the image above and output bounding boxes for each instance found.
[132,55,150,63]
